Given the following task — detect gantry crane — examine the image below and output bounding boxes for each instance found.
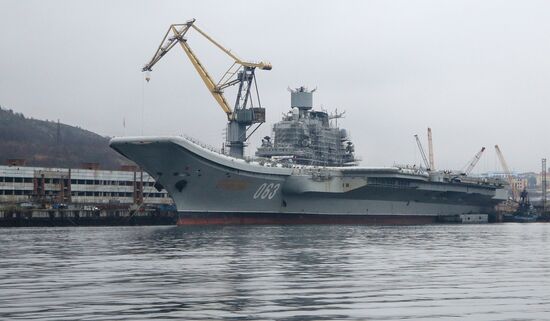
[461,147,485,175]
[142,19,272,158]
[414,134,431,171]
[494,145,519,201]
[427,127,435,171]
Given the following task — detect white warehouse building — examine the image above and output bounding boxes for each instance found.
[0,164,173,206]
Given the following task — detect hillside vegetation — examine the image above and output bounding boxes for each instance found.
[0,106,130,169]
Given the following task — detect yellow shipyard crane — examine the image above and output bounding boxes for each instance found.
[142,19,272,158]
[494,145,518,201]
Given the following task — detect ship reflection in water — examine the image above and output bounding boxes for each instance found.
[1,224,549,320]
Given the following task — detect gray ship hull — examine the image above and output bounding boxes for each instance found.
[110,136,507,225]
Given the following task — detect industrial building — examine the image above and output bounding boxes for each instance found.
[0,162,175,226]
[0,164,171,205]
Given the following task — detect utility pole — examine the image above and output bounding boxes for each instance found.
[56,119,61,145]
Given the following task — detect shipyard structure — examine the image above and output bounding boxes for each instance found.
[256,87,356,166]
[0,162,175,226]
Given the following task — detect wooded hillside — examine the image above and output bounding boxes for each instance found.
[0,106,130,169]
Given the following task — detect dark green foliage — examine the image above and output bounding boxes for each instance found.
[0,106,130,169]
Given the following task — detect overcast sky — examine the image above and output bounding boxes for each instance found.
[1,0,549,172]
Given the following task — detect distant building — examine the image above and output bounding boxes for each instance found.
[0,165,172,206]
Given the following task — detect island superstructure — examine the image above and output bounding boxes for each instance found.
[256,87,356,167]
[110,19,507,225]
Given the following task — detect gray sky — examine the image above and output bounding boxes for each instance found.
[1,0,549,172]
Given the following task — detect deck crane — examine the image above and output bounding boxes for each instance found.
[142,19,272,158]
[427,128,435,171]
[414,134,431,171]
[494,145,519,201]
[461,147,485,175]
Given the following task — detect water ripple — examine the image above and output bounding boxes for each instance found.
[1,224,549,320]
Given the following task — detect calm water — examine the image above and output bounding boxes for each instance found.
[1,224,549,320]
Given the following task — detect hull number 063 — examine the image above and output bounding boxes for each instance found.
[253,183,280,200]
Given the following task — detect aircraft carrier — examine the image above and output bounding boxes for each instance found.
[110,86,507,225]
[109,19,507,225]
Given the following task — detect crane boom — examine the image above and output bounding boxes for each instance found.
[141,19,271,119]
[415,134,431,170]
[177,37,233,116]
[495,145,518,201]
[463,147,485,175]
[142,19,271,158]
[190,24,272,70]
[427,127,435,171]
